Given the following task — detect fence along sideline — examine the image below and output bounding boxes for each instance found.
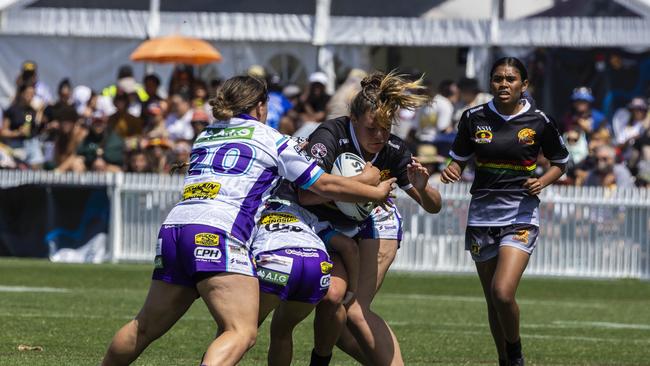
[0,170,648,279]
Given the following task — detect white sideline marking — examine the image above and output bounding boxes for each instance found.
[553,321,650,330]
[0,286,69,293]
[381,293,607,309]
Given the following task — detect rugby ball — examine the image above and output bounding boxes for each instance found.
[330,152,375,221]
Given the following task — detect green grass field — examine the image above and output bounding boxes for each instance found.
[1,258,649,365]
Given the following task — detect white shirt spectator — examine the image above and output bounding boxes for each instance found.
[165,110,195,141]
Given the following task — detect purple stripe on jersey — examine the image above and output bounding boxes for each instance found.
[294,162,320,188]
[236,113,259,121]
[231,168,278,243]
[277,140,289,155]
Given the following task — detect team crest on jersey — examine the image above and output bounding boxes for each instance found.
[379,169,392,181]
[517,128,536,145]
[311,143,328,158]
[474,126,493,144]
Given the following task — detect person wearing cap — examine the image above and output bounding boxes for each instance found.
[296,71,331,124]
[102,65,149,104]
[16,60,53,108]
[143,100,170,140]
[190,109,210,139]
[612,97,649,149]
[561,86,607,136]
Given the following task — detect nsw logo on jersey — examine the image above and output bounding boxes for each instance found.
[474,126,493,144]
[195,127,255,144]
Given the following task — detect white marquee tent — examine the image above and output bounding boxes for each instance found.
[1,0,650,107]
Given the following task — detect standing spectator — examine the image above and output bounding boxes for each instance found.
[107,92,144,139]
[561,86,607,135]
[102,65,147,103]
[16,60,52,108]
[453,77,493,123]
[417,80,459,154]
[265,74,293,132]
[141,73,163,127]
[1,84,44,168]
[612,97,648,150]
[326,68,367,120]
[165,93,194,141]
[582,145,634,188]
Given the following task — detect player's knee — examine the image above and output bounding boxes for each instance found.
[323,280,347,305]
[491,285,515,307]
[239,327,258,350]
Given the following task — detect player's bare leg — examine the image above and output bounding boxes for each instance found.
[475,257,508,364]
[269,301,316,366]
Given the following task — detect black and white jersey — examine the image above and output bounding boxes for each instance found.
[450,100,569,227]
[305,116,413,225]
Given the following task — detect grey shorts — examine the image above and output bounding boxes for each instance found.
[465,224,539,262]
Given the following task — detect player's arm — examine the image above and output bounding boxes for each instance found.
[405,157,442,213]
[298,162,381,206]
[307,172,395,204]
[441,111,474,184]
[525,115,569,195]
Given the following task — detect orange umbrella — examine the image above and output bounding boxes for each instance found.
[130,35,222,65]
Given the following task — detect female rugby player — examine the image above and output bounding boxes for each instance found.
[100,75,395,366]
[301,71,442,366]
[441,57,568,366]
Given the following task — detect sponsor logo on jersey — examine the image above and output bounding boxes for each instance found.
[195,127,254,143]
[194,247,222,262]
[320,274,331,288]
[311,143,328,158]
[474,126,493,144]
[227,244,252,272]
[470,241,481,255]
[194,233,220,247]
[338,138,349,145]
[182,182,221,200]
[264,223,304,233]
[512,229,529,244]
[260,213,299,225]
[320,261,333,274]
[285,249,320,257]
[387,140,400,150]
[257,268,289,286]
[517,128,536,145]
[293,145,312,161]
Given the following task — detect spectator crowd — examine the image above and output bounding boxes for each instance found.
[2,60,650,189]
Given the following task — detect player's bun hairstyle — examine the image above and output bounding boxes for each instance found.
[490,57,529,81]
[210,75,268,121]
[350,71,430,130]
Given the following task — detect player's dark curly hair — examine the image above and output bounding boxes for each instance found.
[350,71,430,130]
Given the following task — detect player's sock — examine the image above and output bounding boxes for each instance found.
[506,338,523,360]
[309,349,332,366]
[499,359,508,366]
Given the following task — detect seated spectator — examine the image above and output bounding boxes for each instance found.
[77,115,124,172]
[107,91,144,139]
[612,97,648,149]
[127,150,151,173]
[44,78,74,124]
[190,109,210,140]
[581,145,634,188]
[144,137,172,174]
[165,93,194,141]
[143,101,169,140]
[141,73,163,127]
[295,71,331,124]
[1,84,44,169]
[51,106,86,172]
[561,86,607,135]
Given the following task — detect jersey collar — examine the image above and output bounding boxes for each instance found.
[487,99,531,121]
[348,119,379,164]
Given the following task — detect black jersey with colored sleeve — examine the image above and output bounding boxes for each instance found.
[304,116,413,225]
[449,100,569,226]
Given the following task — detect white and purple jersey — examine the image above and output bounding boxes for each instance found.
[164,115,323,247]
